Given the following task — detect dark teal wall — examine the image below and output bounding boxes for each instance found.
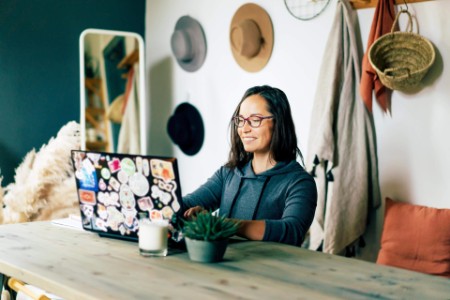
[0,0,145,185]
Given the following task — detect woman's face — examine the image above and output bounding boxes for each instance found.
[237,94,273,156]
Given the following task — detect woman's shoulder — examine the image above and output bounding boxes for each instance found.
[215,164,240,179]
[275,160,314,181]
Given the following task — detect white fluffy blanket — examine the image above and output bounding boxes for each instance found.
[0,121,81,224]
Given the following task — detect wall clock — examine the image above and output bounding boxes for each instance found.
[284,0,331,21]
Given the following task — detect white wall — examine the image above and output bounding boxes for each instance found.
[146,0,450,260]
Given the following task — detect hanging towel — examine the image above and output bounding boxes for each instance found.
[360,0,397,114]
[306,0,381,255]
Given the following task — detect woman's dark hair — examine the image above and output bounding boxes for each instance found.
[225,85,304,169]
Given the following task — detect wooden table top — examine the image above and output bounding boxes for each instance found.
[0,221,448,300]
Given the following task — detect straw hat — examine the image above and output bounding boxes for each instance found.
[170,16,207,72]
[106,94,124,124]
[167,103,204,156]
[230,3,274,73]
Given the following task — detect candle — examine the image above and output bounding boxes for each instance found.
[138,219,169,257]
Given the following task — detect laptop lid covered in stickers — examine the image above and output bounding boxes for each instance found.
[71,150,183,242]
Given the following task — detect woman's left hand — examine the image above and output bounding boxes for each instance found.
[183,205,205,219]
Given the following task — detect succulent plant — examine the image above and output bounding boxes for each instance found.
[182,211,241,241]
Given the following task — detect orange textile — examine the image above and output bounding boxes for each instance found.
[377,198,450,278]
[360,0,396,114]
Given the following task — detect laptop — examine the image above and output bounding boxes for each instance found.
[71,150,184,244]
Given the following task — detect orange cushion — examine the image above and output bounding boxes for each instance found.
[377,197,450,278]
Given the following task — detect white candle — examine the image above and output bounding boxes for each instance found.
[138,219,169,256]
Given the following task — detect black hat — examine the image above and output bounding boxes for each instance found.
[167,102,204,156]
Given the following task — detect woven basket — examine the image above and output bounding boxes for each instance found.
[369,10,435,92]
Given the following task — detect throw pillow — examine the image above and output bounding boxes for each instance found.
[377,197,450,278]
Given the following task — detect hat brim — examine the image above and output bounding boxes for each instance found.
[173,16,207,72]
[230,3,274,73]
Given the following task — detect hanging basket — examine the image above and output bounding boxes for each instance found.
[368,9,435,92]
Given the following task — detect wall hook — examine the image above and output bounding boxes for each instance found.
[402,0,409,11]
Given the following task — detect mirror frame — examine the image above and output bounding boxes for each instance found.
[79,28,147,155]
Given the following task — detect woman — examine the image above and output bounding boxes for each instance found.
[183,85,317,246]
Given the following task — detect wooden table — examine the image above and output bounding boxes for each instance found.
[0,221,448,299]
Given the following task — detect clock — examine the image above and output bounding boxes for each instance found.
[284,0,331,21]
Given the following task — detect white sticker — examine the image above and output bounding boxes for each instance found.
[129,173,149,197]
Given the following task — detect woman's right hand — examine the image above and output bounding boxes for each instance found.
[183,205,205,219]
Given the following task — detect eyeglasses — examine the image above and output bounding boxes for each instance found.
[232,115,274,128]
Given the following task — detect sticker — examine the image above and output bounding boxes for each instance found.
[171,199,181,212]
[94,218,108,232]
[98,192,120,207]
[97,204,108,220]
[82,157,95,172]
[150,159,175,182]
[136,156,143,174]
[109,177,121,191]
[149,209,162,221]
[109,192,120,206]
[142,159,150,176]
[122,209,138,230]
[161,206,174,219]
[158,179,175,192]
[79,189,96,205]
[99,179,107,191]
[108,158,121,173]
[121,157,136,176]
[137,197,154,211]
[81,204,94,218]
[129,173,149,197]
[101,168,111,180]
[119,184,136,210]
[79,159,97,190]
[106,206,124,231]
[117,170,129,184]
[119,224,127,235]
[151,185,171,205]
[87,153,101,166]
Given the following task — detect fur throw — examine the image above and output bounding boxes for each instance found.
[0,121,81,224]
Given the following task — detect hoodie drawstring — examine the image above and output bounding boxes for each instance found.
[251,176,271,220]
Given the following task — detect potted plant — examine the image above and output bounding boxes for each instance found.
[182,211,240,263]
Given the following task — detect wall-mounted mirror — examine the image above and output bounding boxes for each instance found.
[79,29,147,155]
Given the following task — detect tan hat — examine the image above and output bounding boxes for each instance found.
[230,3,274,73]
[106,94,124,124]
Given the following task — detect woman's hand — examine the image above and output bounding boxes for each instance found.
[235,220,266,241]
[183,206,205,219]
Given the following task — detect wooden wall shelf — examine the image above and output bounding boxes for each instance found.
[350,0,433,10]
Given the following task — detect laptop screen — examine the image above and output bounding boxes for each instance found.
[71,150,183,242]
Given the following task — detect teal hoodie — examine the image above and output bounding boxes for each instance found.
[182,160,317,246]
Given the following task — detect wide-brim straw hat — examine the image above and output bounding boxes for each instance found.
[171,16,207,72]
[230,3,274,73]
[369,10,435,92]
[167,102,205,156]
